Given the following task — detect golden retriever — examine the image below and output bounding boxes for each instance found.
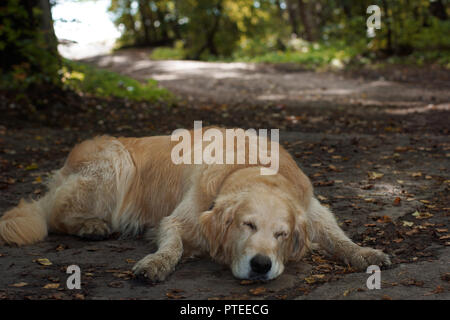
[0,127,390,281]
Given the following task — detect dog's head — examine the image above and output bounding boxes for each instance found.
[200,169,309,280]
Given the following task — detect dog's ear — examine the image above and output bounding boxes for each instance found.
[199,205,235,259]
[290,211,310,261]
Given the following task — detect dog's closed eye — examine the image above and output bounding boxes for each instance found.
[243,221,257,231]
[274,231,287,239]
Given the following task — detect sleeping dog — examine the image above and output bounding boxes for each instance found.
[0,127,390,281]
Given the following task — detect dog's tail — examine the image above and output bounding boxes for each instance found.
[0,198,48,246]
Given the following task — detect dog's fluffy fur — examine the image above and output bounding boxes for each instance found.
[0,127,390,281]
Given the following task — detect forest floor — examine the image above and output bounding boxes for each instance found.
[0,48,449,300]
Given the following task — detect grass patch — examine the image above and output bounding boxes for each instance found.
[62,60,173,102]
[150,41,185,60]
[148,39,450,70]
[150,47,185,60]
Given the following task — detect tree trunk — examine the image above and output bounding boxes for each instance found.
[381,0,393,54]
[429,0,448,20]
[194,0,222,59]
[138,0,152,45]
[38,0,58,54]
[297,0,316,41]
[286,0,299,35]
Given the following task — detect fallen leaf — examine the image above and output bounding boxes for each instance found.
[377,216,392,223]
[25,163,38,171]
[412,211,433,219]
[166,289,185,299]
[10,282,28,287]
[43,283,60,289]
[107,281,124,288]
[368,171,384,180]
[304,276,316,284]
[402,221,414,227]
[393,197,401,206]
[34,258,52,266]
[249,287,266,296]
[424,285,444,296]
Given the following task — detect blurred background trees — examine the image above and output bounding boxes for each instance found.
[1,0,448,92]
[0,0,61,89]
[108,0,449,61]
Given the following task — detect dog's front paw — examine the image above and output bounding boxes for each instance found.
[345,247,391,271]
[132,253,175,282]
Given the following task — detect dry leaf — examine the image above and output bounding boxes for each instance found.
[10,282,28,287]
[25,163,38,171]
[377,215,392,223]
[34,258,52,266]
[249,287,266,295]
[402,221,414,227]
[304,276,316,284]
[412,211,433,219]
[43,283,60,289]
[368,171,384,180]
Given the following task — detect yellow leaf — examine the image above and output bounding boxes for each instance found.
[34,258,52,266]
[25,163,38,171]
[402,221,414,227]
[304,276,316,284]
[412,211,433,219]
[368,171,384,180]
[43,283,60,289]
[10,282,28,287]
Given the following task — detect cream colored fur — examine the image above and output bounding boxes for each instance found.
[0,128,390,280]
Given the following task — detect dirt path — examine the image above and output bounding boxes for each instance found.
[0,49,449,300]
[83,49,450,107]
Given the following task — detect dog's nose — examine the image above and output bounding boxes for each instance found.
[250,254,272,274]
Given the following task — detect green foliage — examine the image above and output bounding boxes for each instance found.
[62,60,173,102]
[109,0,450,67]
[150,40,185,59]
[0,0,61,90]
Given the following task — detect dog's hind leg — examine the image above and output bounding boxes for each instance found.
[48,174,112,240]
[306,197,391,271]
